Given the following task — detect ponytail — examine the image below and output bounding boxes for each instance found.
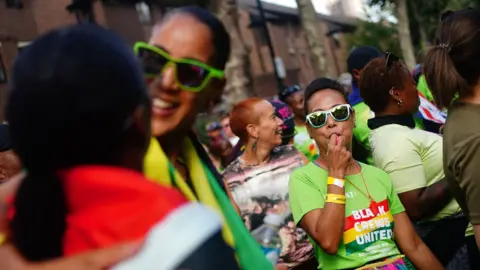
[11,172,66,261]
[424,47,467,109]
[424,8,480,109]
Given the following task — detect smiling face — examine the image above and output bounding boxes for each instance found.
[306,89,355,154]
[148,14,225,138]
[248,100,284,147]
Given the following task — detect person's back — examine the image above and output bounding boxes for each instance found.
[361,56,472,267]
[6,24,238,269]
[424,8,480,260]
[347,46,442,165]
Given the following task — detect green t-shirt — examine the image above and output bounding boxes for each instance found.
[294,125,318,161]
[289,162,405,270]
[352,102,375,165]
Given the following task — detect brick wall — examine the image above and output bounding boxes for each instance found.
[0,0,80,120]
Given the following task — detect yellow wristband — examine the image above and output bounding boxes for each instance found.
[325,193,346,204]
[327,177,345,188]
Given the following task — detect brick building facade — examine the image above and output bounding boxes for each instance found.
[0,0,356,119]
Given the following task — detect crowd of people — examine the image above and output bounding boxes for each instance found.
[0,5,478,270]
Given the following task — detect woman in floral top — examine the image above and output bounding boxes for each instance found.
[223,97,316,270]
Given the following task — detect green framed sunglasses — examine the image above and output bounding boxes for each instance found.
[306,104,352,128]
[133,42,225,92]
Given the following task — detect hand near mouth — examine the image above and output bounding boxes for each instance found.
[325,134,351,179]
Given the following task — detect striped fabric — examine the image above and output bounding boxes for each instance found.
[62,166,239,270]
[418,91,447,124]
[113,203,234,270]
[144,137,274,270]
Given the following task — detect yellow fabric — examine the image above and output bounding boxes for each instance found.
[144,137,235,246]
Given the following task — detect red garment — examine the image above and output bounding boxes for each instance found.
[61,166,187,255]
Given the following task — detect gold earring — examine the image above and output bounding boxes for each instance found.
[397,100,403,107]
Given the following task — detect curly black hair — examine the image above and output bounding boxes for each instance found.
[304,77,348,115]
[358,57,410,113]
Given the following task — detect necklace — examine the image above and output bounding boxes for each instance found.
[314,159,375,203]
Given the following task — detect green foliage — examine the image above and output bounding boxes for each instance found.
[367,0,480,43]
[447,0,480,9]
[345,19,402,57]
[363,0,478,61]
[409,0,450,41]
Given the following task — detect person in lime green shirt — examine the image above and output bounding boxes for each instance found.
[288,77,442,270]
[361,56,476,267]
[347,47,429,165]
[280,85,319,160]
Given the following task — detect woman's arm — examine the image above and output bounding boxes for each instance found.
[299,199,344,255]
[376,141,451,221]
[298,141,347,254]
[291,166,346,255]
[448,135,480,247]
[397,179,452,221]
[393,212,443,270]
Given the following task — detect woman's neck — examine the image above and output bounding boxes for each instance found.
[156,133,186,163]
[373,107,403,117]
[294,117,305,127]
[241,142,272,166]
[316,156,359,175]
[459,84,480,105]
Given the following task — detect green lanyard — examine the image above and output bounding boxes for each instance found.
[167,161,177,188]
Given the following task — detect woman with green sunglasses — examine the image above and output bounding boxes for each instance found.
[288,78,442,270]
[136,6,273,270]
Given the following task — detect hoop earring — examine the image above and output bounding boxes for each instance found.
[252,138,258,151]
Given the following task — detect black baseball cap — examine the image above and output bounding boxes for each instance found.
[347,46,383,74]
[279,85,301,102]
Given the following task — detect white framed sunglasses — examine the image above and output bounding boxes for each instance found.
[306,104,352,128]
